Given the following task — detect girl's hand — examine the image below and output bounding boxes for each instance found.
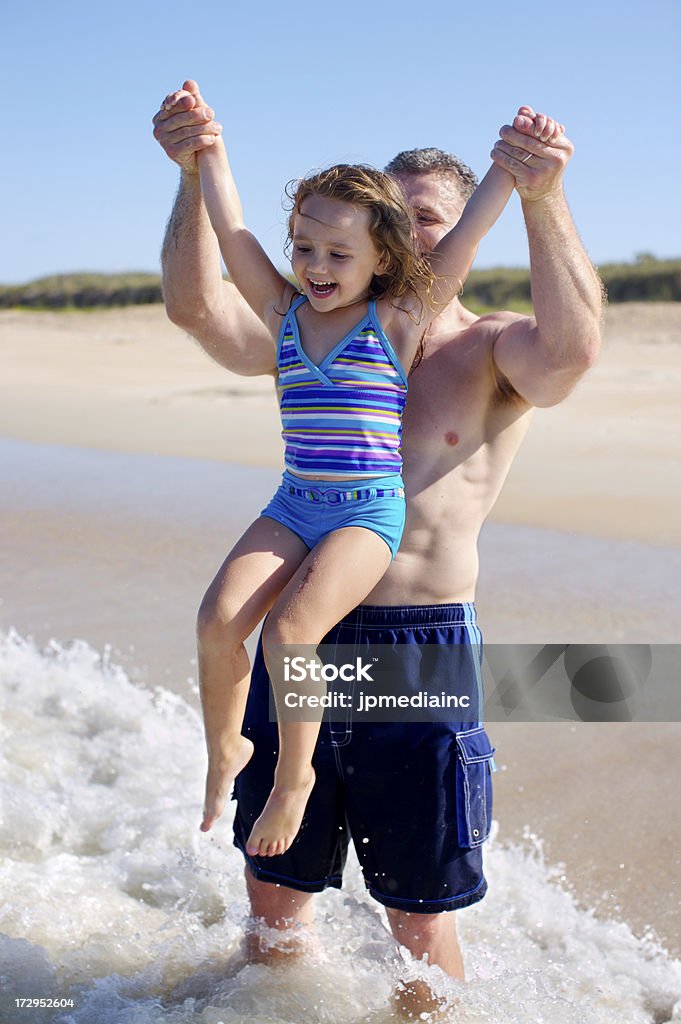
[517,105,565,144]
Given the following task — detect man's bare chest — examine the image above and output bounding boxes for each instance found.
[403,346,491,453]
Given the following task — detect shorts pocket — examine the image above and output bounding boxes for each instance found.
[455,728,495,848]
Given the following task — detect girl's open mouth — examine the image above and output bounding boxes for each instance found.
[308,280,337,298]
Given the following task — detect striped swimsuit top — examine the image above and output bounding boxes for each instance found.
[277,295,408,478]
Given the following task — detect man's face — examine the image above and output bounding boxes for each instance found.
[393,172,466,255]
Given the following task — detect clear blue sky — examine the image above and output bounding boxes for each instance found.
[3,0,679,283]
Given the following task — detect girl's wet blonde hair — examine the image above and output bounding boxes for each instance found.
[284,164,434,318]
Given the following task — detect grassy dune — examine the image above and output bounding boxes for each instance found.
[1,258,679,312]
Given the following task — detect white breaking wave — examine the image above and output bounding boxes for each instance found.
[1,630,680,1024]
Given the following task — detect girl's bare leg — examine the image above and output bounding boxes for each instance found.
[246,526,392,856]
[197,516,309,832]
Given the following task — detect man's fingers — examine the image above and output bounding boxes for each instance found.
[171,133,220,156]
[164,89,195,111]
[153,104,216,135]
[155,121,221,147]
[153,90,196,126]
[497,125,546,159]
[153,83,212,130]
[158,132,219,172]
[492,135,569,170]
[492,141,536,169]
[500,123,573,154]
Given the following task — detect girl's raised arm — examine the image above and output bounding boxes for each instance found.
[198,136,293,330]
[426,113,564,317]
[427,162,514,314]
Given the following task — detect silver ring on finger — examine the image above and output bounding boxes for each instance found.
[520,152,533,164]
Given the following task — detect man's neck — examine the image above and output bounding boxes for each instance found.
[426,297,479,342]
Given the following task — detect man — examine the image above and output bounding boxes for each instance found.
[153,80,603,1016]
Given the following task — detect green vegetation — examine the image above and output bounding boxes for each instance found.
[463,256,681,310]
[0,273,163,310]
[595,254,681,302]
[1,257,679,311]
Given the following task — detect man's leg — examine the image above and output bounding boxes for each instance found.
[244,866,315,962]
[328,603,491,1017]
[385,908,464,1017]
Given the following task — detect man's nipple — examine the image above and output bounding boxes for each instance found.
[444,431,459,446]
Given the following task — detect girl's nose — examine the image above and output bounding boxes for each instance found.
[307,253,328,275]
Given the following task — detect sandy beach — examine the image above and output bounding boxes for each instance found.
[2,301,680,985]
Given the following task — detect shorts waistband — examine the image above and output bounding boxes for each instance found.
[338,602,477,629]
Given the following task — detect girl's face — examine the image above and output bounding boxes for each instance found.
[290,194,387,312]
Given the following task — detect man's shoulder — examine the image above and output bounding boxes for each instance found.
[432,308,534,355]
[464,308,533,337]
[457,309,535,406]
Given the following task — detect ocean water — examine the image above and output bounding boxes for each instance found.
[3,437,680,702]
[1,630,680,1024]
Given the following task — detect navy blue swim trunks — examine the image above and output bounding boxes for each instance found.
[233,603,495,914]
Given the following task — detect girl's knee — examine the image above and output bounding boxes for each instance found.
[261,612,287,655]
[196,587,244,650]
[261,612,312,669]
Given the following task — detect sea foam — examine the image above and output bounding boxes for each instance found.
[1,630,680,1023]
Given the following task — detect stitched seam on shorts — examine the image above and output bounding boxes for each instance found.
[244,857,342,888]
[352,621,477,630]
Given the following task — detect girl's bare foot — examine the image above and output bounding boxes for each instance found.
[200,734,254,832]
[245,767,316,856]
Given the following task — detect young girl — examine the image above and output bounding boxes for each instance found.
[195,111,563,859]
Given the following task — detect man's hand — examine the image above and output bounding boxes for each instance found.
[152,79,222,174]
[491,105,573,202]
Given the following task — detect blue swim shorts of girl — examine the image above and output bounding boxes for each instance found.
[260,470,406,559]
[233,602,495,915]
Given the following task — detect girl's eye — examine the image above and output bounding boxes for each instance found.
[295,245,311,253]
[331,253,348,260]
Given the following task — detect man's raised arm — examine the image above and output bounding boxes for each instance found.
[489,106,604,407]
[153,81,276,377]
